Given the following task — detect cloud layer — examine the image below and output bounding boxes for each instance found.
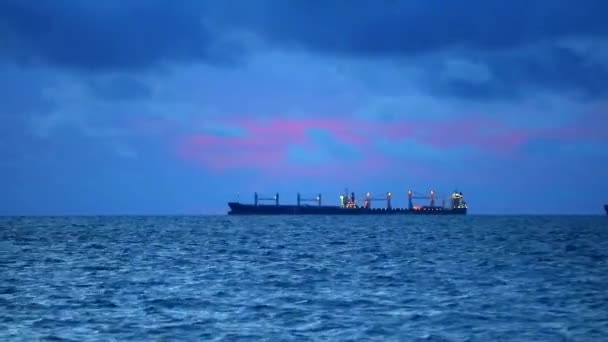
[1,1,607,215]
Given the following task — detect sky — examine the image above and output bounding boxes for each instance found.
[1,0,607,215]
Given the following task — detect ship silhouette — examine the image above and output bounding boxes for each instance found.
[228,189,468,215]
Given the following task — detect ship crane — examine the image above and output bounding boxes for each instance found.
[408,189,441,209]
[363,192,393,209]
[254,192,280,206]
[297,193,322,206]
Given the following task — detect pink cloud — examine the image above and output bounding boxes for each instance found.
[384,123,416,140]
[176,118,315,172]
[415,115,532,153]
[543,110,608,142]
[170,110,608,175]
[175,115,539,172]
[175,117,389,177]
[238,117,372,145]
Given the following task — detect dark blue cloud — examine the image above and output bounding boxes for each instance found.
[490,45,608,98]
[2,0,607,99]
[427,44,608,100]
[4,1,607,71]
[220,0,608,56]
[217,0,608,97]
[0,0,242,72]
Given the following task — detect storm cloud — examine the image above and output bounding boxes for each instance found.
[217,1,607,54]
[3,0,607,101]
[216,0,608,98]
[0,0,242,72]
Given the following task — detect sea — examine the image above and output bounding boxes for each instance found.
[1,215,607,341]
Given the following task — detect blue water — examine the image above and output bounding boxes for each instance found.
[1,215,607,341]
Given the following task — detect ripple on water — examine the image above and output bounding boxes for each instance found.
[0,215,607,340]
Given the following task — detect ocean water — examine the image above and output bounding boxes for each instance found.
[1,215,607,341]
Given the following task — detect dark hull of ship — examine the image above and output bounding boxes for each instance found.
[227,202,467,215]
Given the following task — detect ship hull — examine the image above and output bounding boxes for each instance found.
[227,202,467,215]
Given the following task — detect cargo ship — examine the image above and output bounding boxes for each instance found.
[227,189,468,215]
